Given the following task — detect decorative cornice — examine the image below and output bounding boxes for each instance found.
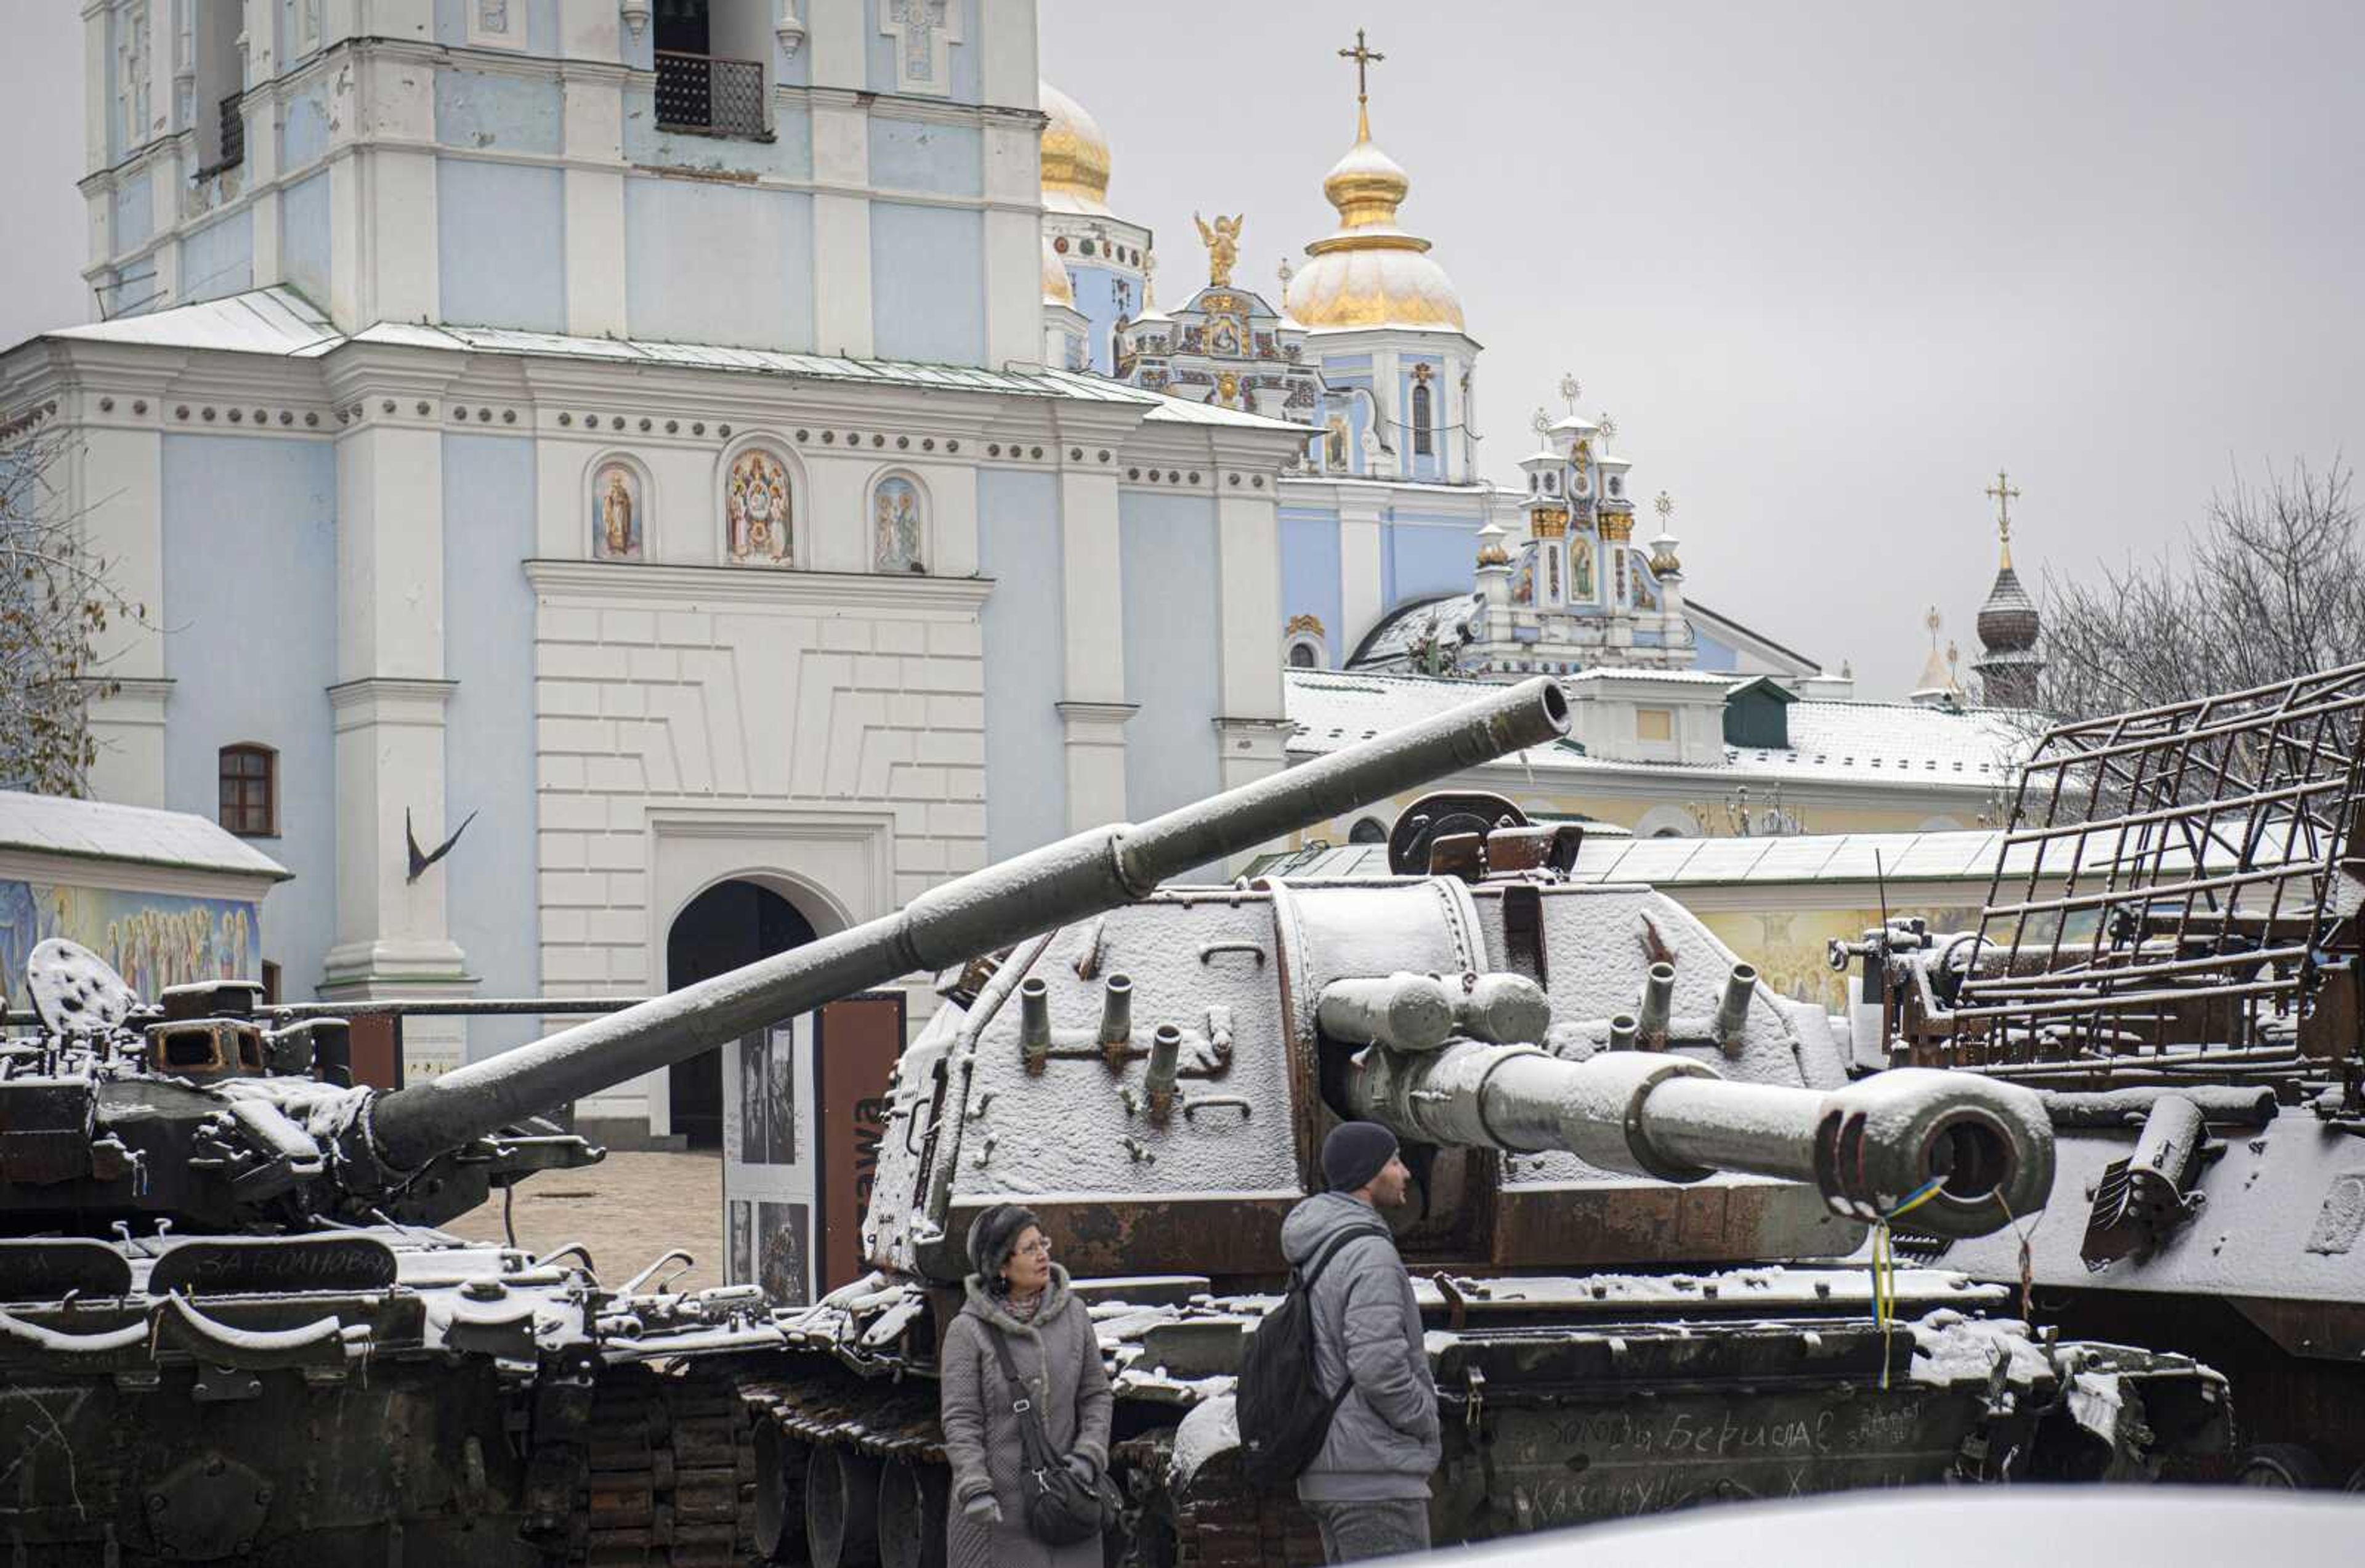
[524,558,995,614]
[1056,701,1140,725]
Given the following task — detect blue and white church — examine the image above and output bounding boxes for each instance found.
[2,0,1312,1139]
[1038,63,1838,690]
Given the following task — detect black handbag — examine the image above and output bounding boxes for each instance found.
[985,1321,1121,1546]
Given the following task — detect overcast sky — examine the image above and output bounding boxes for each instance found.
[6,3,2358,701]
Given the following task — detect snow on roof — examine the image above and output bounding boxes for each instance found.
[1243,826,2186,891]
[44,288,341,357]
[1284,668,2031,787]
[1563,666,1744,687]
[38,288,1309,434]
[0,792,291,882]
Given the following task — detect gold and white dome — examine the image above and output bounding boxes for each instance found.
[1041,233,1076,307]
[1040,81,1113,217]
[1284,105,1467,332]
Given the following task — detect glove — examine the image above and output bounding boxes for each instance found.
[1064,1453,1099,1484]
[963,1493,1003,1525]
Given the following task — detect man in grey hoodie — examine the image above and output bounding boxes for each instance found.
[1278,1121,1440,1561]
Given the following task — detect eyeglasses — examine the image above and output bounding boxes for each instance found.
[1013,1236,1054,1256]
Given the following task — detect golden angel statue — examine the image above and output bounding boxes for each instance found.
[1194,212,1243,288]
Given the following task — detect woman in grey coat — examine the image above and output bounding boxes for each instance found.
[939,1203,1115,1568]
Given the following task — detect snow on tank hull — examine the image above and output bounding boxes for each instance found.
[0,1226,780,1566]
[1863,661,2365,1489]
[750,1260,2227,1561]
[714,847,2230,1562]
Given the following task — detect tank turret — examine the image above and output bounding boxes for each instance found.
[863,807,2054,1286]
[0,677,1572,1235]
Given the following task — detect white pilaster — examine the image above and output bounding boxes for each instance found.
[1212,482,1284,724]
[1337,488,1385,655]
[811,101,871,357]
[563,71,628,337]
[976,0,1037,108]
[806,0,867,92]
[319,370,472,1049]
[1055,450,1130,828]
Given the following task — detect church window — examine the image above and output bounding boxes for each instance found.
[1608,476,1623,498]
[1288,642,1317,669]
[871,474,928,573]
[193,0,243,172]
[1544,472,1558,494]
[219,745,277,838]
[655,1,770,139]
[591,458,647,562]
[1348,817,1388,844]
[1285,629,1327,668]
[1412,383,1434,456]
[724,445,794,567]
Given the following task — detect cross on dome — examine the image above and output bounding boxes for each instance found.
[1986,469,2021,562]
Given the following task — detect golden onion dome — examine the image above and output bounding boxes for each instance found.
[1039,81,1112,216]
[1041,233,1075,307]
[1284,105,1466,332]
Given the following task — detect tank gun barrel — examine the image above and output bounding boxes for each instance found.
[365,678,1571,1173]
[1346,1045,2051,1240]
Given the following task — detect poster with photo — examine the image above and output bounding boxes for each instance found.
[722,1017,817,1302]
[727,1199,754,1288]
[735,1028,798,1165]
[756,1202,812,1307]
[721,998,906,1306]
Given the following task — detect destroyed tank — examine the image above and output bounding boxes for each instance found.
[1847,659,2365,1490]
[0,677,1573,1566]
[754,797,2230,1565]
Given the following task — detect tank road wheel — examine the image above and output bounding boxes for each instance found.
[876,1459,949,1568]
[806,1444,883,1568]
[2238,1443,2333,1489]
[753,1421,811,1564]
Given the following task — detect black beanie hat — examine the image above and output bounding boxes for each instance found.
[1322,1121,1400,1194]
[966,1202,1041,1285]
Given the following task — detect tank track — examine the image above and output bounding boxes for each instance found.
[562,1367,760,1567]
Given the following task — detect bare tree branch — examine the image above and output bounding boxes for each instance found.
[0,427,149,797]
[2032,458,2363,725]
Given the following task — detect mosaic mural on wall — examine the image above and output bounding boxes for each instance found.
[592,461,643,561]
[0,881,261,1001]
[871,475,924,573]
[726,448,793,566]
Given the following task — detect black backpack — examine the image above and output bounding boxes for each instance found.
[1235,1223,1390,1489]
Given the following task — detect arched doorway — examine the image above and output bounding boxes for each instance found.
[665,879,816,1149]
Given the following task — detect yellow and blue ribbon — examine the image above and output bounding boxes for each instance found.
[1869,1176,1947,1390]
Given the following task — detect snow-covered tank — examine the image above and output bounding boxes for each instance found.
[1856,660,2365,1490]
[761,795,2230,1564]
[0,678,1574,1566]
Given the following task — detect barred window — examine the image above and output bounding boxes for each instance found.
[219,744,277,838]
[1412,383,1434,456]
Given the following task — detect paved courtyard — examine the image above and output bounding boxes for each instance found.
[443,1149,729,1294]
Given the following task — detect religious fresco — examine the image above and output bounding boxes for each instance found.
[872,477,924,573]
[1511,541,1537,605]
[1324,414,1350,472]
[1631,552,1659,610]
[591,461,642,561]
[1545,541,1561,601]
[726,448,793,566]
[0,880,261,1001]
[1571,538,1595,601]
